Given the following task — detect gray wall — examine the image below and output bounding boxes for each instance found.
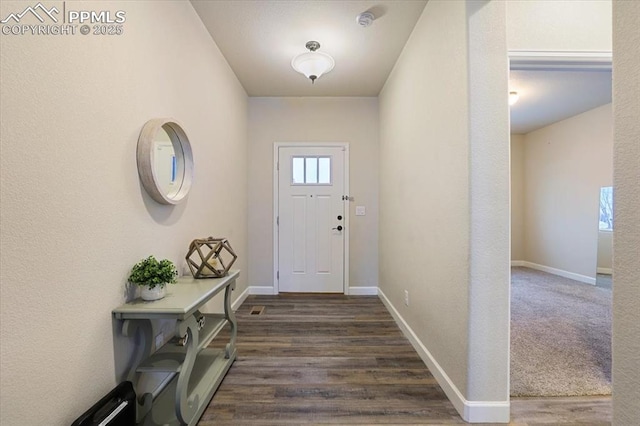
[511,134,526,261]
[247,97,379,292]
[506,0,611,51]
[0,2,248,424]
[522,104,613,279]
[612,1,640,423]
[379,1,510,421]
[379,0,472,399]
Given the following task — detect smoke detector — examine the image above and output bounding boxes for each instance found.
[356,11,375,27]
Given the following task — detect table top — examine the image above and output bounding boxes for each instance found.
[113,270,239,319]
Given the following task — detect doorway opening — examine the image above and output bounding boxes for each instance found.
[509,52,613,398]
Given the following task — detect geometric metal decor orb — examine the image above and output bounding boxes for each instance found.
[185,237,237,278]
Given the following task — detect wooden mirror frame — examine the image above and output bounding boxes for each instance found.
[137,118,194,205]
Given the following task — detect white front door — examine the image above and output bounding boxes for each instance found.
[277,145,346,293]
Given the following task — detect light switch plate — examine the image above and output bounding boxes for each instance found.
[355,206,366,216]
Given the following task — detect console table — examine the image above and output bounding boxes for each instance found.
[113,270,239,425]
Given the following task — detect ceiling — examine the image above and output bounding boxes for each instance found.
[510,69,612,134]
[190,0,427,97]
[190,1,612,134]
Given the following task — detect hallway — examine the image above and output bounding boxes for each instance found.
[200,294,611,425]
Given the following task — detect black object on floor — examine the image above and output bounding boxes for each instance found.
[71,381,136,426]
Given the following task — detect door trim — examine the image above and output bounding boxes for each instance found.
[509,50,612,71]
[273,142,350,294]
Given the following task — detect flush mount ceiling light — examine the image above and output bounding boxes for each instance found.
[509,91,520,106]
[291,41,335,84]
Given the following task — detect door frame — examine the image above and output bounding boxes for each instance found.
[273,142,350,294]
[507,50,613,403]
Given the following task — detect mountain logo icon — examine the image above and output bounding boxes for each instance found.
[1,2,60,24]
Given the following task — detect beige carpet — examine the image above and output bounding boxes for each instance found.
[510,267,612,397]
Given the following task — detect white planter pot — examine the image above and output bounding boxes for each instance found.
[140,284,166,301]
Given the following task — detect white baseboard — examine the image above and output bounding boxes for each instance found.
[245,286,378,296]
[518,261,596,285]
[248,286,278,295]
[378,289,510,423]
[511,260,526,267]
[597,267,612,275]
[231,287,250,311]
[230,286,276,311]
[464,401,510,423]
[348,286,378,295]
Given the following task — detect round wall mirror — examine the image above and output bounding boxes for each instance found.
[137,118,194,205]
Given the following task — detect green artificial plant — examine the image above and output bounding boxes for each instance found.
[128,255,178,288]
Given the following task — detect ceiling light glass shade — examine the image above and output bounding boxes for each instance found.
[291,51,335,82]
[509,91,520,106]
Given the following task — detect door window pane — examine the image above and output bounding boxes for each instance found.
[318,157,331,184]
[305,157,318,183]
[291,156,332,185]
[292,157,305,184]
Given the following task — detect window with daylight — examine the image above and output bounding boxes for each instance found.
[599,186,613,231]
[292,156,331,185]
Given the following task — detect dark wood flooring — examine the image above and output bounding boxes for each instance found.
[199,294,611,425]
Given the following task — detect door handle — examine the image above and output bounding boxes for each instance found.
[332,225,343,231]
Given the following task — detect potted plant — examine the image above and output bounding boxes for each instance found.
[128,255,178,301]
